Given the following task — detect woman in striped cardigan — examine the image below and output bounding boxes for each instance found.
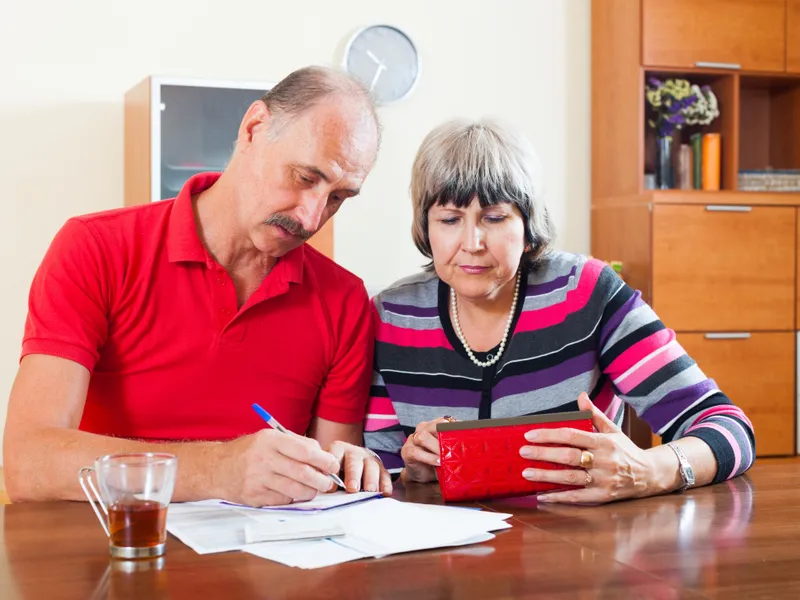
[364,119,755,504]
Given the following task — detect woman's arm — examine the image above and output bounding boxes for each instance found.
[363,368,406,478]
[521,265,754,503]
[597,272,755,484]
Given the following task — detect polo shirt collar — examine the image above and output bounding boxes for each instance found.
[281,244,305,284]
[167,172,221,263]
[167,171,306,285]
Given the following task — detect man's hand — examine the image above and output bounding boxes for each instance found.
[327,441,393,496]
[214,430,341,507]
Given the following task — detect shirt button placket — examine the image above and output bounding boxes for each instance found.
[215,269,233,332]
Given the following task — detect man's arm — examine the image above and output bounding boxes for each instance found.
[4,355,341,504]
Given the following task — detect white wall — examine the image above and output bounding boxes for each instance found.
[0,0,590,460]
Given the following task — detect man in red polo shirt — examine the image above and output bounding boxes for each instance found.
[4,66,391,506]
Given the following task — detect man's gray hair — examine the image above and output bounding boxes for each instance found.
[260,65,380,143]
[411,118,555,268]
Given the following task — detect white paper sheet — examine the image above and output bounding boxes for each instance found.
[177,491,383,513]
[168,495,513,567]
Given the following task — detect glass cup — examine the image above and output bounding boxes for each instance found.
[79,453,178,559]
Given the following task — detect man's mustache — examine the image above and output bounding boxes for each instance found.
[264,214,314,241]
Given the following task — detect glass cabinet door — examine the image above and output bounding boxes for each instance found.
[158,84,269,200]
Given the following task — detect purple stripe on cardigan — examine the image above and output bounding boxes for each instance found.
[526,265,577,297]
[640,379,719,432]
[599,291,646,348]
[382,302,439,318]
[385,383,480,408]
[377,451,405,471]
[493,351,597,397]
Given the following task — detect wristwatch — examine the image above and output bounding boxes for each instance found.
[666,442,695,491]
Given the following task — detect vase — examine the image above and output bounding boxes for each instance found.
[655,136,674,189]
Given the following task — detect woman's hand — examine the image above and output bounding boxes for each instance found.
[519,392,655,504]
[400,417,453,483]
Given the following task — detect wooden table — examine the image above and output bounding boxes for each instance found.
[1,459,799,599]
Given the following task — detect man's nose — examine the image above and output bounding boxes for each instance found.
[296,192,327,234]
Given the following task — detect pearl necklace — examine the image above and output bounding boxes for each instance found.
[450,272,521,368]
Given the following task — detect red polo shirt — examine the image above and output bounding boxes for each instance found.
[21,173,373,440]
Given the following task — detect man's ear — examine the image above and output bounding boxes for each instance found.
[237,100,271,148]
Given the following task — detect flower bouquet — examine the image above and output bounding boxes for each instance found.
[645,78,720,188]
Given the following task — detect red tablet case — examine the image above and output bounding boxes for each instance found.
[436,411,594,502]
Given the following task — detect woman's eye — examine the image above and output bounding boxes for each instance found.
[486,215,507,223]
[440,217,459,225]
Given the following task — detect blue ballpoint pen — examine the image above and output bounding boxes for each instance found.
[252,403,346,489]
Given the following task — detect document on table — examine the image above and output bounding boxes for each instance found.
[190,490,383,513]
[167,494,512,568]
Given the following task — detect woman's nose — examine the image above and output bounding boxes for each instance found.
[462,225,485,252]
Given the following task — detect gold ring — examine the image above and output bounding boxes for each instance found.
[580,450,594,469]
[584,471,593,486]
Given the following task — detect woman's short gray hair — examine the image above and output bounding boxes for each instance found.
[411,118,554,268]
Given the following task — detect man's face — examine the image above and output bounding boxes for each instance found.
[233,98,378,257]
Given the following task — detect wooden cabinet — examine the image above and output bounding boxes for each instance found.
[642,0,786,71]
[788,1,800,73]
[652,204,796,331]
[678,332,796,456]
[593,1,800,457]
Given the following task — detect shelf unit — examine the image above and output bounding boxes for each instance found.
[124,76,334,258]
[592,0,800,456]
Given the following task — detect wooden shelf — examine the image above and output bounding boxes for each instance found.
[592,0,799,457]
[594,190,800,207]
[649,190,800,206]
[740,76,800,172]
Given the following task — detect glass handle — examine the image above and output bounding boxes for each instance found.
[78,467,110,538]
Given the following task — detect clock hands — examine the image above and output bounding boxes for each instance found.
[366,50,388,92]
[369,63,387,92]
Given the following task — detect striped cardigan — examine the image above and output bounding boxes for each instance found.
[364,252,755,482]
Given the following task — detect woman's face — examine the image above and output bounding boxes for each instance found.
[428,196,526,302]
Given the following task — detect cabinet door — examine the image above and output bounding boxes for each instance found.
[678,332,795,457]
[789,1,800,74]
[652,205,795,332]
[642,0,786,71]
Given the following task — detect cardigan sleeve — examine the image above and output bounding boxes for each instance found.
[595,264,755,482]
[363,299,407,474]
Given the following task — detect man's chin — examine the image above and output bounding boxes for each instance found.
[257,238,305,258]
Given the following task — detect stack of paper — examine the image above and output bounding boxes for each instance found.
[167,492,512,569]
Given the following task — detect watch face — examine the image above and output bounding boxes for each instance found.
[344,25,420,105]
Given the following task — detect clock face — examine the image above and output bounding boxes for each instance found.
[344,25,420,105]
